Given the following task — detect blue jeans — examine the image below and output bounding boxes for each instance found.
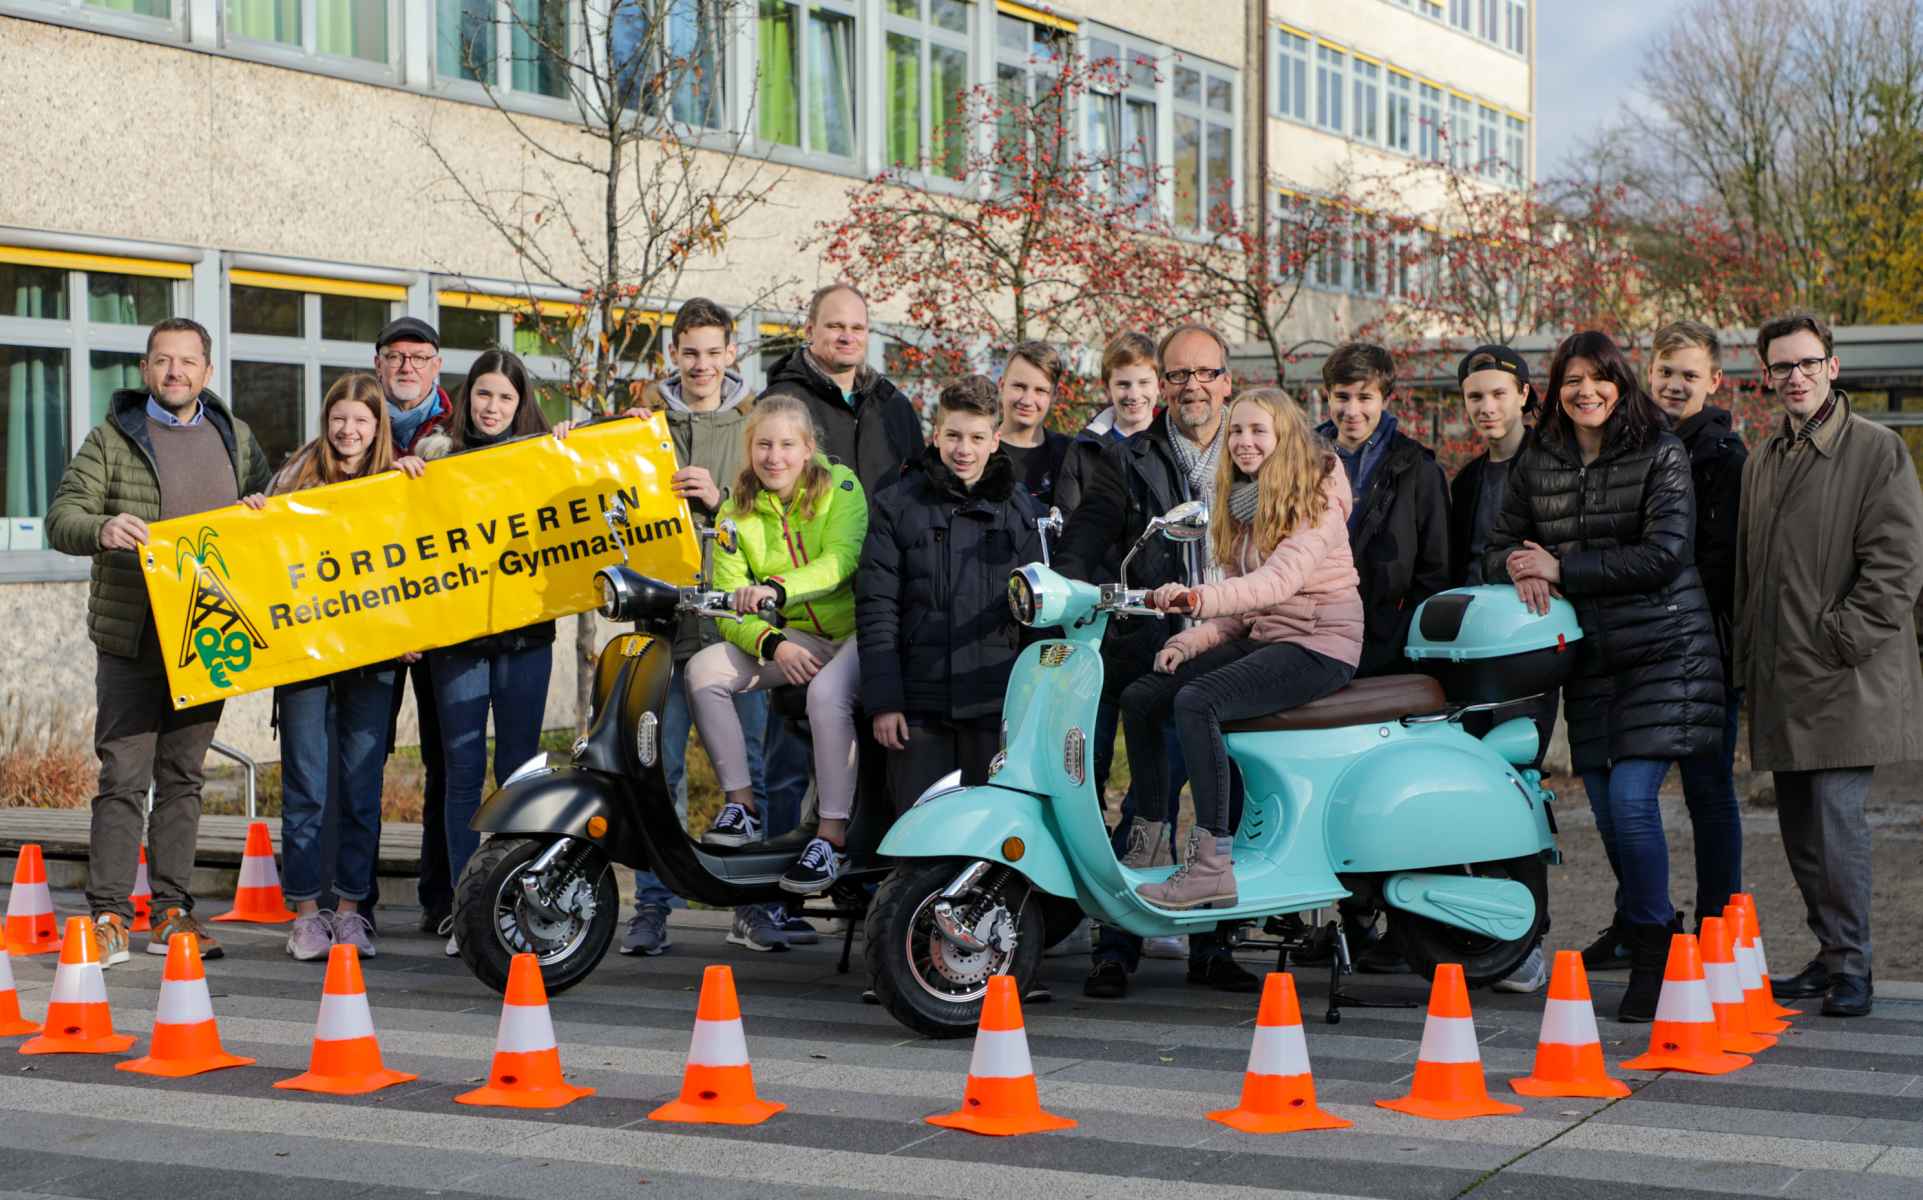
[634,658,769,913]
[1092,697,1121,801]
[1674,689,1744,924]
[277,668,396,904]
[1581,758,1674,928]
[432,642,553,887]
[760,701,811,839]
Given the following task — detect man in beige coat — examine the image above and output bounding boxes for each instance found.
[1735,310,1923,1017]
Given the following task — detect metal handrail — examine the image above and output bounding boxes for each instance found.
[207,740,259,819]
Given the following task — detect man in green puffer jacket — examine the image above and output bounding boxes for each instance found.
[44,318,273,967]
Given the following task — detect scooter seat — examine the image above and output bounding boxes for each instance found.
[1220,674,1446,733]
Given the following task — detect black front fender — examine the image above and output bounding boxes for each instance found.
[470,767,645,869]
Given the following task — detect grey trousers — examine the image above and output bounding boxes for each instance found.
[1774,767,1875,978]
[87,618,224,921]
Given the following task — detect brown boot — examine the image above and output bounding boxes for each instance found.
[1118,818,1173,869]
[1135,829,1237,910]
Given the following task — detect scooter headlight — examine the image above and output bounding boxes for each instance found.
[1009,570,1038,626]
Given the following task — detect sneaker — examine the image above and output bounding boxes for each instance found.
[726,905,790,952]
[1084,959,1129,998]
[148,908,223,960]
[1142,935,1186,960]
[418,900,451,935]
[772,906,820,945]
[1187,955,1260,993]
[620,906,673,956]
[1492,944,1547,993]
[779,838,843,894]
[1044,917,1092,957]
[702,801,760,847]
[1023,981,1052,1004]
[1355,939,1413,974]
[446,932,461,957]
[92,913,131,968]
[440,914,460,957]
[1580,919,1631,971]
[288,910,336,961]
[861,988,881,1005]
[332,909,377,959]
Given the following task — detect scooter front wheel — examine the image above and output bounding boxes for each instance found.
[454,835,618,995]
[864,858,1045,1040]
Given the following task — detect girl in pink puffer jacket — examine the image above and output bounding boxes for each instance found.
[1121,388,1365,911]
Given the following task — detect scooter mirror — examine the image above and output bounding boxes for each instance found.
[716,516,739,555]
[1157,500,1211,543]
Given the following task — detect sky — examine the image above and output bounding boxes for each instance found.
[1533,0,1674,178]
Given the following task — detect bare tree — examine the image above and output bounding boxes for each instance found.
[418,0,794,730]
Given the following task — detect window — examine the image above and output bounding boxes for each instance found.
[882,0,969,175]
[1385,70,1413,153]
[1171,60,1235,229]
[1314,43,1344,133]
[1448,0,1471,33]
[1505,112,1529,187]
[1448,92,1474,168]
[993,11,1073,176]
[1351,57,1379,144]
[229,0,388,62]
[1085,39,1157,207]
[437,0,564,96]
[1418,81,1443,160]
[759,0,857,158]
[90,0,169,13]
[1505,1,1527,56]
[438,0,493,81]
[1274,28,1308,121]
[1477,102,1502,176]
[610,0,726,126]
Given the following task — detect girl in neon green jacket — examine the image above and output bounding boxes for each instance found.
[686,395,870,894]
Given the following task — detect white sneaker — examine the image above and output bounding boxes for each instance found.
[445,932,460,957]
[1142,935,1186,959]
[1492,944,1547,993]
[1045,917,1093,957]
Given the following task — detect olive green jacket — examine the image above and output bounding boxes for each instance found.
[45,388,273,659]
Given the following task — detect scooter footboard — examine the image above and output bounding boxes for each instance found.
[878,786,1078,899]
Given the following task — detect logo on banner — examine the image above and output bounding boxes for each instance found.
[172,527,267,689]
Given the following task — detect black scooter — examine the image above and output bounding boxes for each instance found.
[450,497,897,994]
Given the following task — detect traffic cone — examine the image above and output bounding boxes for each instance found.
[1731,896,1799,1019]
[19,916,136,1054]
[1207,972,1352,1133]
[211,822,296,923]
[458,953,595,1109]
[1377,963,1523,1119]
[0,940,42,1036]
[1724,904,1790,1035]
[117,933,254,1076]
[1700,917,1775,1055]
[130,848,152,933]
[1622,934,1751,1075]
[926,974,1076,1136]
[274,944,417,1094]
[1510,951,1631,1098]
[651,964,784,1125]
[5,845,60,955]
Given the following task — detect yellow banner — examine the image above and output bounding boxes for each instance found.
[140,415,699,709]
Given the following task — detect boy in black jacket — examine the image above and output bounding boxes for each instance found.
[858,376,1045,812]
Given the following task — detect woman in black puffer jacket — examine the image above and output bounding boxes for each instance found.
[1484,330,1723,1023]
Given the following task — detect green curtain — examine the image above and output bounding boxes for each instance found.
[439,0,494,81]
[808,7,855,156]
[86,273,172,326]
[511,0,567,98]
[1173,114,1200,228]
[317,0,387,61]
[759,1,800,146]
[1,265,67,321]
[89,351,143,428]
[229,0,301,45]
[91,0,169,16]
[2,347,71,521]
[929,43,967,177]
[885,32,919,168]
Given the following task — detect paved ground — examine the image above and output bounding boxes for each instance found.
[3,892,1922,1200]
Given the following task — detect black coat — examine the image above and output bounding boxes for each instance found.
[1007,428,1075,510]
[1449,449,1509,588]
[857,447,1045,721]
[759,349,924,497]
[1672,406,1748,624]
[1054,407,1143,517]
[1484,417,1724,772]
[1346,431,1452,677]
[1054,411,1200,700]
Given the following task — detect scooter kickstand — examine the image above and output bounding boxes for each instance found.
[836,910,857,974]
[1324,920,1420,1024]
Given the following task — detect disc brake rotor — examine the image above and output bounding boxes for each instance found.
[494,868,592,962]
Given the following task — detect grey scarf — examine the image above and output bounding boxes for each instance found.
[1167,418,1224,499]
[1228,478,1260,526]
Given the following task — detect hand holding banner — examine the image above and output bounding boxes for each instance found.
[140,414,699,709]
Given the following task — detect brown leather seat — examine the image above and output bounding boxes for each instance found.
[1220,674,1446,733]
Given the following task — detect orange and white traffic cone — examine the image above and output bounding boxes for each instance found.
[0,939,42,1036]
[1700,917,1774,1055]
[458,953,594,1109]
[1510,951,1631,1098]
[19,916,136,1054]
[1207,972,1352,1133]
[130,848,152,933]
[5,844,61,955]
[275,944,417,1094]
[1724,904,1791,1035]
[926,974,1076,1136]
[1730,896,1799,1015]
[1622,933,1751,1075]
[211,822,296,924]
[1377,963,1523,1119]
[651,964,784,1125]
[117,933,254,1076]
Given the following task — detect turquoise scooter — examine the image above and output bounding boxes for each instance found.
[865,501,1578,1039]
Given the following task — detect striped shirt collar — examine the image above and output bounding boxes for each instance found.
[1792,390,1838,443]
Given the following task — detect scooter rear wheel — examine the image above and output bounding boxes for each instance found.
[1383,853,1549,989]
[455,835,618,996]
[865,858,1045,1040]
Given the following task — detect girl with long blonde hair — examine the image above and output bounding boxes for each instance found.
[1119,388,1367,910]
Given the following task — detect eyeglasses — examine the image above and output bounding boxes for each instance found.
[1766,356,1827,382]
[379,351,438,369]
[1163,367,1225,385]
